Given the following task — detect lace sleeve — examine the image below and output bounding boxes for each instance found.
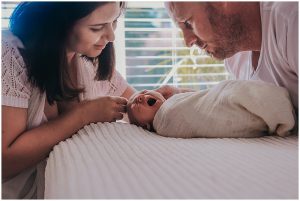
[107,70,128,96]
[2,40,32,108]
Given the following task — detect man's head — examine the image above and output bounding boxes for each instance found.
[127,90,166,130]
[165,2,250,60]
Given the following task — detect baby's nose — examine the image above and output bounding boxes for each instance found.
[137,95,144,103]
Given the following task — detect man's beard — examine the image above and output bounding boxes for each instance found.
[205,4,246,60]
[208,41,238,60]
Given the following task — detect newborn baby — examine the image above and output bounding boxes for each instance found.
[127,80,295,138]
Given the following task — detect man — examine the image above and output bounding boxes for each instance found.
[164,2,298,110]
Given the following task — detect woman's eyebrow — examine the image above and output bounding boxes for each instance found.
[88,15,121,27]
[88,23,106,27]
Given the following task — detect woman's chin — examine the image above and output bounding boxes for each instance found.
[85,51,102,58]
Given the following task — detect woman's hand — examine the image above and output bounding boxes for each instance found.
[2,95,127,179]
[154,85,195,99]
[80,96,128,124]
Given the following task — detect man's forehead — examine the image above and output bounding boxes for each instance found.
[166,2,190,21]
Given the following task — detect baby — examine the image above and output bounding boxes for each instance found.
[127,89,167,131]
[127,80,295,138]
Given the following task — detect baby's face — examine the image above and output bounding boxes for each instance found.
[127,90,166,128]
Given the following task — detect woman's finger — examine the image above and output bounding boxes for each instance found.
[118,105,127,113]
[113,96,128,105]
[115,112,124,120]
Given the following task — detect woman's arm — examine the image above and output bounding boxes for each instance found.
[121,85,136,100]
[2,96,127,180]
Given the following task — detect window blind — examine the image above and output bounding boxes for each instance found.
[124,2,229,91]
[1,1,18,29]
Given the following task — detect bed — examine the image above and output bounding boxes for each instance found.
[44,122,298,199]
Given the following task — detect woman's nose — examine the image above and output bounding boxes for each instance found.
[183,29,197,47]
[104,23,115,42]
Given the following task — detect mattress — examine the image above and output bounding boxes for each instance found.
[44,122,298,199]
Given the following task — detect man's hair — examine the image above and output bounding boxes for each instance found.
[10,2,126,104]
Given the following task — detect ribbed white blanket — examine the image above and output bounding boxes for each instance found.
[45,122,298,199]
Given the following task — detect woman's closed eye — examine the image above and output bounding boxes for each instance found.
[90,26,104,32]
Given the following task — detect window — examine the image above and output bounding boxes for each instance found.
[118,2,229,91]
[1,1,17,29]
[1,2,229,91]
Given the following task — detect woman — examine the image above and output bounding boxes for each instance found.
[2,2,135,199]
[2,2,188,198]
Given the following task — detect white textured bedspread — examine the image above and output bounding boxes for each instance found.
[45,122,298,199]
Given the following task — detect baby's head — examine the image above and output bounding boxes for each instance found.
[127,90,166,130]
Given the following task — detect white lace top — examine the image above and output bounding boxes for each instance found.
[1,30,128,199]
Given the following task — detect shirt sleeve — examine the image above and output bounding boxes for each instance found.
[2,40,32,108]
[108,69,129,96]
[286,6,298,76]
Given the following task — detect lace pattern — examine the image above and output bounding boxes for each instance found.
[78,57,128,101]
[2,40,32,108]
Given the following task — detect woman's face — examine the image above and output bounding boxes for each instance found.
[127,90,166,128]
[67,3,121,57]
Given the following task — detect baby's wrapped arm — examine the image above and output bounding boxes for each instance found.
[154,85,194,99]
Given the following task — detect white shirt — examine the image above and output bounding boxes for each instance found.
[225,2,298,109]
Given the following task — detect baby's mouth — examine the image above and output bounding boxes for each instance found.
[147,98,157,106]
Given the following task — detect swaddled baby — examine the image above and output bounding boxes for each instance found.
[127,80,295,138]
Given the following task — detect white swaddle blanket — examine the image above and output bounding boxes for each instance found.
[153,80,295,138]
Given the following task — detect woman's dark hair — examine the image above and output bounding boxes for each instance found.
[9,2,126,104]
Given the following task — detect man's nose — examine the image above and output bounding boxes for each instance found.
[182,29,197,47]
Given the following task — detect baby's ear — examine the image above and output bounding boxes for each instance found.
[141,124,147,129]
[142,124,151,130]
[142,123,155,132]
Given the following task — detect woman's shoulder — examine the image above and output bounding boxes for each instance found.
[2,30,26,68]
[2,30,24,49]
[2,30,32,99]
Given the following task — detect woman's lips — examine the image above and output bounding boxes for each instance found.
[94,45,105,50]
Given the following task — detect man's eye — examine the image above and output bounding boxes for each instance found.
[184,21,192,30]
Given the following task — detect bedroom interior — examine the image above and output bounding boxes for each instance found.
[1,1,298,199]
